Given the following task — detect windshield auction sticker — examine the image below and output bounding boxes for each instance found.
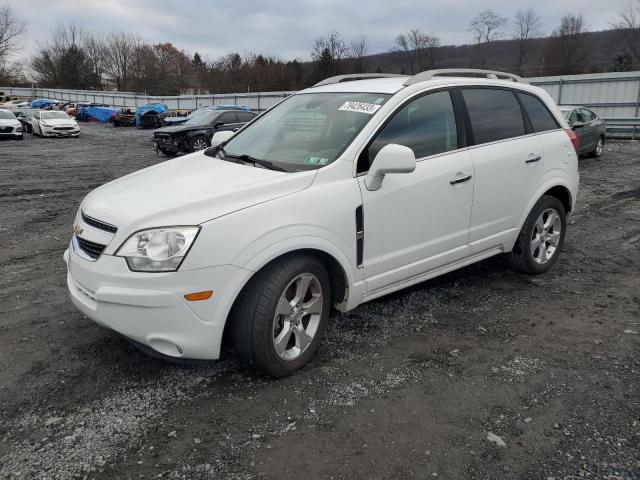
[338,101,382,115]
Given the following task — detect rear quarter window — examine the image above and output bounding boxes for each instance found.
[518,93,560,132]
[462,88,525,144]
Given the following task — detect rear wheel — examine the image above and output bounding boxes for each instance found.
[188,135,209,152]
[231,255,331,377]
[504,195,566,275]
[590,135,604,158]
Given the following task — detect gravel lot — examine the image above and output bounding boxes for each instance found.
[0,124,638,479]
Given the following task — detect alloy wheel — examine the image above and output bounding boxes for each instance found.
[272,273,323,361]
[193,138,208,150]
[530,208,562,264]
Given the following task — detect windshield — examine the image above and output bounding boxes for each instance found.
[0,110,16,120]
[185,110,219,125]
[222,92,390,171]
[41,111,72,120]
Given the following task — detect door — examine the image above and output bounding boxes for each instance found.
[578,108,598,152]
[461,87,545,253]
[358,89,474,294]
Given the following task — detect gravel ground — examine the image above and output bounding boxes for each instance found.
[0,124,638,479]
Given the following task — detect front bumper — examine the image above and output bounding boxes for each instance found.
[42,127,80,137]
[64,246,246,359]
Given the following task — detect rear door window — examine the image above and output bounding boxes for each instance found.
[217,112,238,124]
[580,108,595,122]
[517,93,560,133]
[237,111,256,122]
[462,88,526,144]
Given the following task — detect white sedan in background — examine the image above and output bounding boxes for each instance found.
[31,110,80,137]
[0,108,23,140]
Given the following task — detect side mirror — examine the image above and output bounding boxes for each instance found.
[210,129,234,147]
[572,121,585,129]
[364,144,416,191]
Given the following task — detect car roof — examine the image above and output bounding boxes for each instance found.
[303,75,551,96]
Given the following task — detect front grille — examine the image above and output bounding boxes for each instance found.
[0,126,12,133]
[81,211,117,233]
[76,236,107,259]
[54,126,74,131]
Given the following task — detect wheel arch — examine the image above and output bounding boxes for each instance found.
[219,246,354,354]
[544,184,573,214]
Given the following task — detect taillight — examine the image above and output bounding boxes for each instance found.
[564,128,579,155]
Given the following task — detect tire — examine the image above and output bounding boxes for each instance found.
[188,135,209,152]
[589,135,604,158]
[504,195,566,275]
[231,255,332,378]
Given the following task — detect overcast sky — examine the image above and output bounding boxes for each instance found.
[8,0,625,61]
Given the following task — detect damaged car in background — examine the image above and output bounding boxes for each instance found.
[31,110,80,137]
[152,107,256,155]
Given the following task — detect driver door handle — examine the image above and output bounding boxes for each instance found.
[450,173,472,185]
[525,155,542,164]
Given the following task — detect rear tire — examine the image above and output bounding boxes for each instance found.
[590,135,604,158]
[230,255,331,378]
[504,195,566,275]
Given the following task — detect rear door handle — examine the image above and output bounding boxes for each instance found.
[525,155,542,164]
[450,173,472,185]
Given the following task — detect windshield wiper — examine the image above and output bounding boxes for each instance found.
[221,150,286,172]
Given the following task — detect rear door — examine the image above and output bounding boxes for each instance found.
[578,108,598,151]
[461,87,545,254]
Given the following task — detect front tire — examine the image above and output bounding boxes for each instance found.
[231,255,331,377]
[505,195,566,275]
[188,135,209,152]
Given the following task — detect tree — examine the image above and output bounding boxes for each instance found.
[394,29,439,74]
[468,9,507,68]
[612,1,640,66]
[543,14,589,75]
[349,35,369,73]
[83,33,107,89]
[0,6,24,64]
[311,31,347,80]
[103,31,141,91]
[513,9,542,75]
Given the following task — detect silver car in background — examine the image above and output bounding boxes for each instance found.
[560,106,606,158]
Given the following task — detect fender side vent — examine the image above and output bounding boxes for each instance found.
[355,205,364,268]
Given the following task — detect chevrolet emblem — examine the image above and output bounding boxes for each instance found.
[73,224,83,236]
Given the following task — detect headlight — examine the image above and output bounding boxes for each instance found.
[116,226,200,272]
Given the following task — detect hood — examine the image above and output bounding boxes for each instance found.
[154,123,203,135]
[81,152,317,235]
[41,118,77,127]
[0,119,19,127]
[163,117,187,125]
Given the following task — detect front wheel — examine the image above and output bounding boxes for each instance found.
[231,255,331,377]
[504,195,566,275]
[188,135,209,152]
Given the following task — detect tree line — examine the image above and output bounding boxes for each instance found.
[1,3,640,95]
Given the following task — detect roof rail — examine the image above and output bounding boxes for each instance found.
[314,73,407,87]
[404,69,527,86]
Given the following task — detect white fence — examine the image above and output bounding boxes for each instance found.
[4,71,640,135]
[0,86,290,112]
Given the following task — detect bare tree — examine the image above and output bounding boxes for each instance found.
[84,33,107,89]
[394,29,440,74]
[0,6,24,63]
[311,31,347,78]
[543,14,589,75]
[468,9,507,68]
[349,34,369,73]
[612,1,640,66]
[103,31,141,91]
[513,9,542,75]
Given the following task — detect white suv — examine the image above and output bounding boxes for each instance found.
[65,69,579,377]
